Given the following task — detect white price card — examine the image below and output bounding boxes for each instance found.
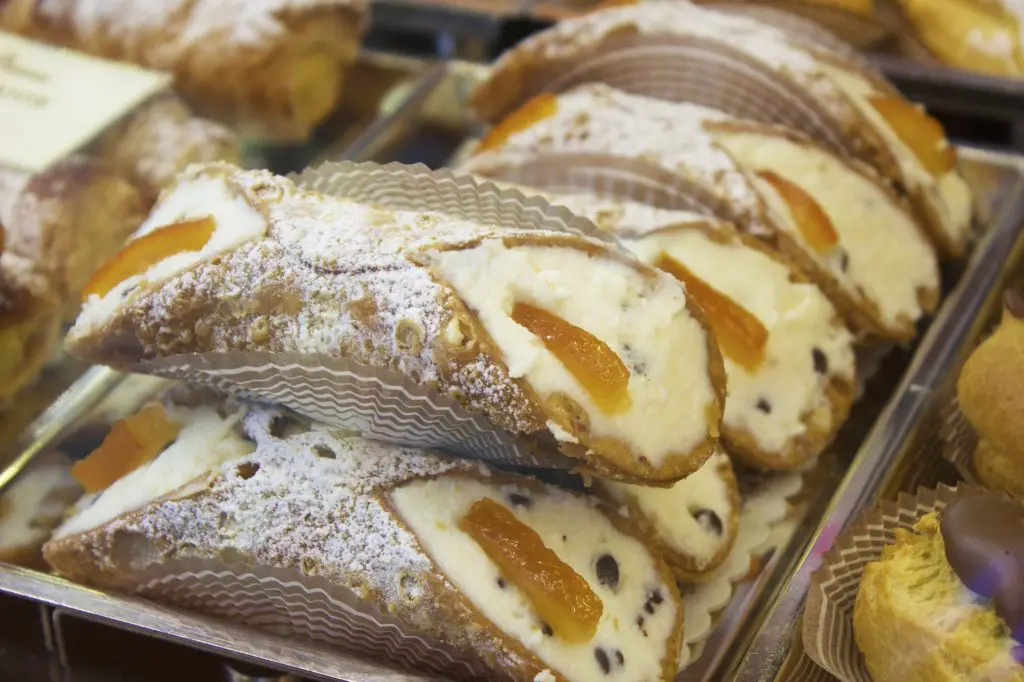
[0,31,171,173]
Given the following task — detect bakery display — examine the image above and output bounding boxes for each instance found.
[2,0,368,141]
[0,247,61,405]
[852,493,1024,682]
[465,84,940,341]
[45,395,685,682]
[0,453,81,569]
[957,290,1024,498]
[890,0,1024,77]
[469,1,974,259]
[64,162,726,483]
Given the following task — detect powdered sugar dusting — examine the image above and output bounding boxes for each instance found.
[476,84,763,220]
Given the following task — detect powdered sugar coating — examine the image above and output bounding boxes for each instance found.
[471,84,765,225]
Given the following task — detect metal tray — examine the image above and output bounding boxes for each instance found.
[1,60,1023,682]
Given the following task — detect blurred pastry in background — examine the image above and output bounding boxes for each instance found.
[5,0,369,141]
[957,290,1024,497]
[0,158,149,318]
[0,453,81,569]
[0,245,61,405]
[696,0,889,49]
[891,0,1024,77]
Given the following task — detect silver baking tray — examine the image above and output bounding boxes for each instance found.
[1,59,1023,682]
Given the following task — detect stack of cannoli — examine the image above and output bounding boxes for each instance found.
[1,0,369,140]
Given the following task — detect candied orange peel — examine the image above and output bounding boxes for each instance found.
[656,254,768,372]
[868,96,957,177]
[757,171,839,255]
[71,404,181,493]
[477,94,558,153]
[81,216,216,300]
[459,497,603,642]
[512,302,632,414]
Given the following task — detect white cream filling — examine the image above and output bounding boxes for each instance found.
[817,63,974,250]
[716,131,940,328]
[55,404,255,538]
[428,240,716,467]
[74,175,268,333]
[0,462,80,555]
[390,476,677,682]
[603,450,732,569]
[625,229,855,453]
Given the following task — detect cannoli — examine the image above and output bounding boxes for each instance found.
[5,0,368,141]
[0,453,81,569]
[0,157,150,318]
[469,1,974,258]
[465,85,940,341]
[696,0,888,48]
[0,250,61,404]
[600,448,740,581]
[91,93,241,197]
[889,0,1024,78]
[45,396,685,682]
[64,162,725,483]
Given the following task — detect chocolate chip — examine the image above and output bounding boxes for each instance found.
[236,462,260,479]
[541,623,553,637]
[636,615,645,629]
[812,348,828,375]
[509,493,531,508]
[694,508,724,536]
[562,535,567,542]
[756,398,772,414]
[595,648,611,674]
[644,601,655,615]
[313,444,336,459]
[497,577,506,589]
[650,589,664,605]
[615,650,624,666]
[596,554,620,589]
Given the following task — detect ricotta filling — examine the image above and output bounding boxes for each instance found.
[391,476,677,682]
[625,228,855,454]
[716,131,940,329]
[56,404,255,538]
[428,240,716,468]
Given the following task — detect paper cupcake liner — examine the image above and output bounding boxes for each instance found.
[464,151,741,228]
[701,2,871,63]
[679,465,806,670]
[538,32,851,155]
[802,483,984,682]
[129,161,674,472]
[131,558,471,681]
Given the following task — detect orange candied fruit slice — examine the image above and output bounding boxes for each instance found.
[868,96,957,177]
[81,215,217,301]
[656,254,768,373]
[71,404,181,493]
[476,94,558,153]
[511,302,632,414]
[757,171,839,255]
[459,497,603,642]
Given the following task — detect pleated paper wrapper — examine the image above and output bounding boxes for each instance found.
[494,28,854,156]
[699,1,890,50]
[801,483,982,682]
[133,161,643,473]
[89,463,806,680]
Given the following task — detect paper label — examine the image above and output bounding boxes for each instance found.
[0,31,171,173]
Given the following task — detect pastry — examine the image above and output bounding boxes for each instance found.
[957,290,1024,498]
[891,0,1024,77]
[853,493,1024,682]
[0,157,150,317]
[469,1,974,258]
[696,0,888,49]
[0,453,81,569]
[45,396,685,682]
[3,0,368,141]
[599,448,740,580]
[64,162,726,484]
[0,249,61,404]
[459,174,856,470]
[465,84,940,341]
[91,93,241,197]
